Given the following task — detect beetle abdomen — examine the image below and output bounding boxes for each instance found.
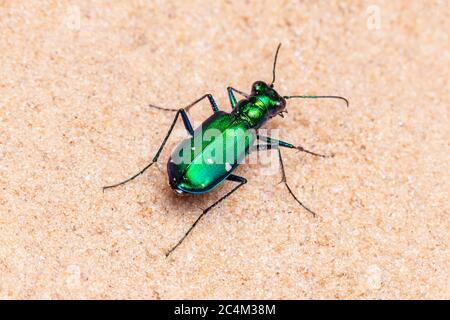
[167,112,255,194]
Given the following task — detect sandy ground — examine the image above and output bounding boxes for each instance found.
[0,1,449,299]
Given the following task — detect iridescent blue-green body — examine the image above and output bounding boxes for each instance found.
[103,44,348,256]
[167,81,286,194]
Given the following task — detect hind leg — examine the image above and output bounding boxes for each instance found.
[166,174,247,257]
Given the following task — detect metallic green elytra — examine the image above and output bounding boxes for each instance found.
[167,81,286,195]
[103,44,348,256]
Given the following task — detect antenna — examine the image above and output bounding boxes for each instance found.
[283,95,349,107]
[270,43,282,88]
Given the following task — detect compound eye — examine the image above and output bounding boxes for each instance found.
[270,91,278,99]
[275,99,285,111]
[252,81,266,94]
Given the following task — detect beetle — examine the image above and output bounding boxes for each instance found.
[104,44,348,256]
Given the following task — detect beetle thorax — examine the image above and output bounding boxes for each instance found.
[234,97,272,128]
[234,81,286,128]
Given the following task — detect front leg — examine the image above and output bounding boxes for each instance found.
[149,93,219,113]
[256,134,333,158]
[227,86,249,109]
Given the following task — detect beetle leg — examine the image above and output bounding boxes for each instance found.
[276,148,317,217]
[166,174,247,257]
[256,134,333,158]
[149,93,219,113]
[249,143,276,152]
[103,108,193,190]
[227,86,249,109]
[251,143,317,217]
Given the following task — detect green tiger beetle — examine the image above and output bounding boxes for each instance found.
[104,44,348,257]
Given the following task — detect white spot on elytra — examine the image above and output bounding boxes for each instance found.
[207,158,214,164]
[225,162,232,171]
